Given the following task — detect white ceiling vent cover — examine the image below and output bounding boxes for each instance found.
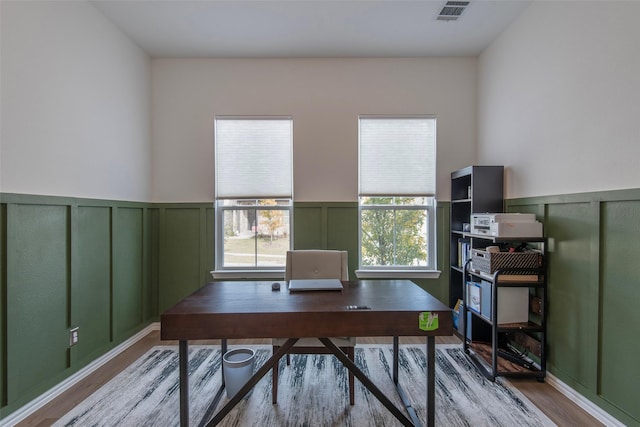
[437,1,471,21]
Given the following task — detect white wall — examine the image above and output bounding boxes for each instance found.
[1,1,151,201]
[151,58,477,202]
[478,1,640,199]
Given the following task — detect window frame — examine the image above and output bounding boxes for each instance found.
[356,116,439,278]
[212,116,293,278]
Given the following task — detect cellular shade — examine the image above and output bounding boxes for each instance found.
[359,117,436,197]
[216,118,293,199]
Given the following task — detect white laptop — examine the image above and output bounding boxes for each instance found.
[288,279,343,292]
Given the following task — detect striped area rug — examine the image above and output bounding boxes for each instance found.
[54,344,555,426]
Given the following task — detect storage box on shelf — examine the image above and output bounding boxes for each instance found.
[471,248,542,282]
[466,280,529,324]
[471,249,541,274]
[452,299,491,342]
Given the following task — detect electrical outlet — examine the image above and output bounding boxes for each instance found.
[69,327,79,347]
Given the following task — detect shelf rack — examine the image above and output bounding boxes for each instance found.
[461,235,547,381]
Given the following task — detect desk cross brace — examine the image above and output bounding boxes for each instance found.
[319,337,423,427]
[180,336,436,427]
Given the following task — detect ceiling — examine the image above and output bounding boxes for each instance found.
[90,0,532,58]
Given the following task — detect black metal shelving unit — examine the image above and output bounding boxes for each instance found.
[461,235,548,381]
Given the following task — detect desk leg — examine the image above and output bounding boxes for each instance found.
[179,340,189,427]
[393,336,399,384]
[221,339,227,387]
[391,336,421,426]
[426,336,435,427]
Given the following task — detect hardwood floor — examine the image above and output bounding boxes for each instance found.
[17,331,603,426]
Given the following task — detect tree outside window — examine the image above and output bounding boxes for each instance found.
[361,197,428,267]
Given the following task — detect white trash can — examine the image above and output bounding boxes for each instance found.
[222,348,256,398]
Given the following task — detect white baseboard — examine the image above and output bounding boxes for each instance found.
[2,322,161,427]
[545,372,624,427]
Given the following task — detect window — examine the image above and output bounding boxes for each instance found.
[358,116,437,274]
[214,117,293,273]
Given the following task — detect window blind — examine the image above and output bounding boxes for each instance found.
[359,117,436,197]
[215,118,293,199]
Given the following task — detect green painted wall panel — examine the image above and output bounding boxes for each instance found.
[0,204,6,408]
[414,203,449,303]
[113,208,144,339]
[326,206,358,279]
[600,200,640,421]
[292,204,359,279]
[158,208,202,313]
[545,202,596,389]
[205,208,215,283]
[140,209,154,323]
[293,206,323,249]
[0,195,155,417]
[6,204,69,399]
[147,209,160,320]
[509,189,640,426]
[74,206,111,362]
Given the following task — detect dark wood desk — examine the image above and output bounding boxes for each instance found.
[161,280,452,427]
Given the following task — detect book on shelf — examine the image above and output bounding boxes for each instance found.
[457,239,471,268]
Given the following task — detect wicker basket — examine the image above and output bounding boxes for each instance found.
[471,249,541,275]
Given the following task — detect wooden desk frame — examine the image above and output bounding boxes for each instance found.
[161,280,451,427]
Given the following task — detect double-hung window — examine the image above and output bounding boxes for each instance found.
[358,116,437,277]
[214,117,293,274]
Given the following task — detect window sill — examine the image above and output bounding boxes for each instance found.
[355,270,441,279]
[210,270,285,280]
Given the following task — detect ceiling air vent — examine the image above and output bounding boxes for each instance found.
[437,1,470,21]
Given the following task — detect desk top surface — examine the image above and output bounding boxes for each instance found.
[161,279,452,340]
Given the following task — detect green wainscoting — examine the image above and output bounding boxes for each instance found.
[599,200,640,422]
[1,204,6,409]
[507,189,640,426]
[293,203,360,279]
[157,205,214,313]
[74,206,112,364]
[113,207,145,339]
[1,191,639,426]
[7,203,69,403]
[0,194,157,417]
[419,202,450,300]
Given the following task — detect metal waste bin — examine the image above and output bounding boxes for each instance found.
[222,348,256,398]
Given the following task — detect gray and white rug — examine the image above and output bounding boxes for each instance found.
[54,344,555,426]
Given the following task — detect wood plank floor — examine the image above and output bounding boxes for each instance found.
[16,331,604,426]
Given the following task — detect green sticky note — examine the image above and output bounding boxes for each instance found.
[419,312,439,331]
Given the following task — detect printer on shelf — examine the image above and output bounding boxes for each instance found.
[471,213,543,237]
